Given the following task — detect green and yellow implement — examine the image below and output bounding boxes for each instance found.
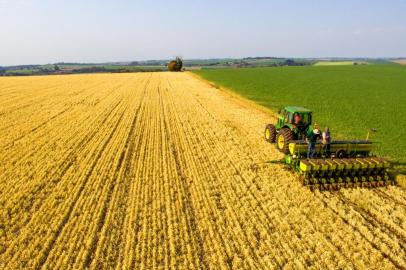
[284,151,394,191]
[265,106,396,190]
[289,140,372,158]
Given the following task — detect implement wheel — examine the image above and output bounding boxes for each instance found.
[276,128,293,154]
[336,149,347,158]
[264,124,276,143]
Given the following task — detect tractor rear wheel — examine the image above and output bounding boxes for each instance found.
[276,128,293,154]
[264,124,276,143]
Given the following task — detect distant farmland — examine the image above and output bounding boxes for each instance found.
[391,59,406,65]
[194,65,406,161]
[314,61,366,66]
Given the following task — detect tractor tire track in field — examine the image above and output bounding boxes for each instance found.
[0,93,126,245]
[320,192,406,269]
[374,188,406,206]
[35,99,129,269]
[0,72,405,269]
[82,74,149,268]
[160,84,211,270]
[337,192,406,248]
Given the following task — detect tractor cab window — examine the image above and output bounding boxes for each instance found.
[301,113,311,125]
[283,111,290,122]
[293,113,311,125]
[286,112,293,123]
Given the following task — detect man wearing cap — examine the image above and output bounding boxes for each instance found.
[307,124,321,158]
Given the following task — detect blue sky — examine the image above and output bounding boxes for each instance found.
[1,0,406,65]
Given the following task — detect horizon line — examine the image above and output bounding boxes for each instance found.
[2,56,406,67]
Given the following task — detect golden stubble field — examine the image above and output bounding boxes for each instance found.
[0,72,405,269]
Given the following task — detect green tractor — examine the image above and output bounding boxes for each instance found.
[264,106,313,154]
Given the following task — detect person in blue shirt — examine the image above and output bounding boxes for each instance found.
[307,124,321,158]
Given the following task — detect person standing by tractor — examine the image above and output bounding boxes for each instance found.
[322,127,331,155]
[306,124,321,158]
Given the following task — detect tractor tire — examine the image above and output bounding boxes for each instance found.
[276,128,293,154]
[264,124,276,143]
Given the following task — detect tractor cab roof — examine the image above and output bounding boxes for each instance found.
[284,106,312,114]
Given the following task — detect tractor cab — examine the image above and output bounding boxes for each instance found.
[277,106,312,140]
[265,106,312,153]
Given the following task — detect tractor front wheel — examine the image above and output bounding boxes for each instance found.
[276,128,293,154]
[264,124,276,143]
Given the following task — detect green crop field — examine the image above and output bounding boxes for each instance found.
[194,65,406,162]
